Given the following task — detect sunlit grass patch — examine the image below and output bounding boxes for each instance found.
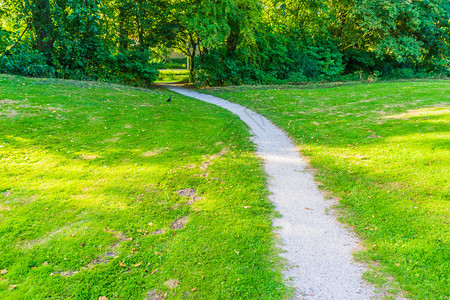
[156,69,190,83]
[207,80,450,299]
[0,75,287,299]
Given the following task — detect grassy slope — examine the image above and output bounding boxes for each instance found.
[0,75,287,299]
[206,81,449,299]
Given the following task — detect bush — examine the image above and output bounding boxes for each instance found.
[342,49,377,74]
[0,45,159,86]
[0,46,54,77]
[0,29,11,55]
[106,50,160,86]
[287,38,345,82]
[194,51,263,86]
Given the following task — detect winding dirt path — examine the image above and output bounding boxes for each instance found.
[164,85,377,299]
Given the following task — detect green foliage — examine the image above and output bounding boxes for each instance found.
[0,45,54,77]
[160,58,186,69]
[193,31,346,86]
[0,29,11,54]
[287,37,345,80]
[195,50,261,86]
[333,0,450,72]
[51,0,109,74]
[0,0,449,85]
[106,50,160,85]
[0,0,172,84]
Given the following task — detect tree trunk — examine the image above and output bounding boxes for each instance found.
[226,19,240,56]
[189,46,196,74]
[32,0,54,57]
[118,5,128,51]
[188,33,197,75]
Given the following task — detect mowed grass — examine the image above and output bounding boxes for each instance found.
[0,75,287,299]
[207,81,449,299]
[156,70,190,83]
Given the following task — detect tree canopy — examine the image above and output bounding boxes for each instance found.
[0,0,448,85]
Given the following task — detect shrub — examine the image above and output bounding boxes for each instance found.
[194,51,263,86]
[106,50,160,86]
[0,45,54,77]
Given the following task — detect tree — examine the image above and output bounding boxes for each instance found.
[30,0,55,57]
[329,0,450,71]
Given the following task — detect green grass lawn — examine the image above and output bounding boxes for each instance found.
[0,75,287,299]
[156,70,190,83]
[206,80,449,299]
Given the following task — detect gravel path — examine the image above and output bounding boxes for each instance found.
[164,85,377,299]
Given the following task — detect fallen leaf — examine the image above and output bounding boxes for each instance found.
[119,262,126,267]
[0,269,7,275]
[191,288,197,292]
[305,208,310,210]
[70,233,76,237]
[151,269,158,275]
[134,262,142,267]
[99,297,108,300]
[243,206,251,209]
[8,285,17,290]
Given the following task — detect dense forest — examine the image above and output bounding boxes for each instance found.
[1,0,449,86]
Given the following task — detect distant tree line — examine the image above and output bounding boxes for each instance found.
[1,0,449,85]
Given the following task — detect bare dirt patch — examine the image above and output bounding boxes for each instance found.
[54,229,131,277]
[18,223,87,250]
[142,150,160,157]
[0,109,20,118]
[164,279,180,289]
[176,188,200,205]
[151,228,166,235]
[142,147,170,158]
[209,147,229,160]
[171,217,188,230]
[382,107,449,120]
[0,204,11,211]
[80,154,101,160]
[147,290,166,300]
[106,137,120,143]
[0,99,21,105]
[194,147,229,177]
